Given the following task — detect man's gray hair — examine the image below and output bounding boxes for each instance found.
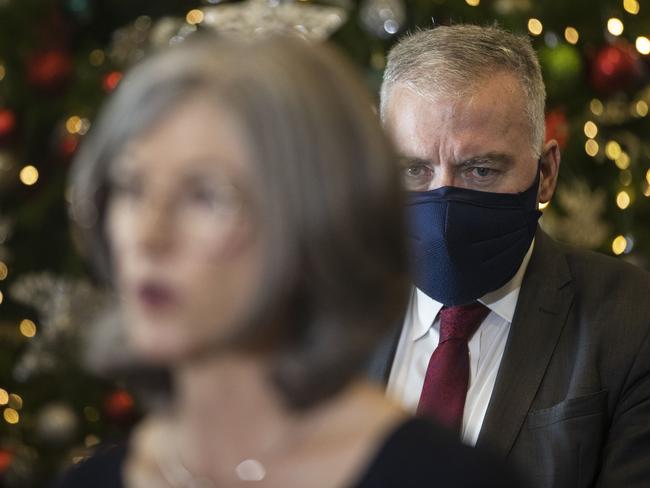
[380,24,546,156]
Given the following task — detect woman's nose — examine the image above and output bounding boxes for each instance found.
[135,196,174,256]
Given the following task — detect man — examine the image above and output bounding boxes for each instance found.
[371,24,650,487]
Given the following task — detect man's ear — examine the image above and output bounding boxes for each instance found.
[539,140,561,204]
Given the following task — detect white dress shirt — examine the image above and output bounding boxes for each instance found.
[386,242,535,446]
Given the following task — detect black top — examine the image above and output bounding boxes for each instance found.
[54,418,525,487]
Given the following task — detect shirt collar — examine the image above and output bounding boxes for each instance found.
[479,239,535,322]
[410,239,535,342]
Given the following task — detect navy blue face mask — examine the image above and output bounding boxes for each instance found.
[406,165,542,306]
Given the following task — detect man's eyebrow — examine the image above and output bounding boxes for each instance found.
[398,155,434,166]
[458,152,514,167]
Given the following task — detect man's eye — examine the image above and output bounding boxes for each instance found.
[405,165,430,177]
[471,167,494,178]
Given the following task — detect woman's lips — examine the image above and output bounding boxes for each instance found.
[136,282,178,310]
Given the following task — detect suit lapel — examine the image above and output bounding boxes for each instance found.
[476,229,574,459]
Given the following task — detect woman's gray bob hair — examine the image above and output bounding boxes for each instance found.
[69,34,411,410]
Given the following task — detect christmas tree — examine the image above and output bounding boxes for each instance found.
[0,0,648,485]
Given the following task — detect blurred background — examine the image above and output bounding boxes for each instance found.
[0,0,648,485]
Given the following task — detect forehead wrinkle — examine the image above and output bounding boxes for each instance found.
[386,81,527,168]
[450,102,527,158]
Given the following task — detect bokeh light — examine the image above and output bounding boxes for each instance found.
[612,235,627,255]
[8,394,22,410]
[616,190,631,209]
[611,235,633,255]
[564,27,579,44]
[583,121,598,138]
[623,0,640,15]
[590,99,604,116]
[635,100,649,117]
[528,18,543,36]
[3,408,19,424]
[605,141,622,160]
[615,152,630,170]
[636,36,650,55]
[607,18,624,36]
[585,139,599,157]
[186,9,204,25]
[19,165,39,186]
[19,319,36,338]
[66,116,82,134]
[102,71,123,92]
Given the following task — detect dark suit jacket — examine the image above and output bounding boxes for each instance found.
[368,229,650,488]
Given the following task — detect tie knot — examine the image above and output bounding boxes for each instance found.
[439,302,489,343]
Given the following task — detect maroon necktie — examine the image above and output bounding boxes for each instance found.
[416,302,490,432]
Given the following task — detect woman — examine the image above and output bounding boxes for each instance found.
[60,35,522,487]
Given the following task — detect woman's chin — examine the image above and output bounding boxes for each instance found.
[129,328,198,366]
[125,313,229,366]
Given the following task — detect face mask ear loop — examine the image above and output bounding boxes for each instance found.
[527,158,544,233]
[534,157,543,190]
[535,156,543,203]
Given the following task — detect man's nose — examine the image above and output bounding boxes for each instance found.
[428,168,455,190]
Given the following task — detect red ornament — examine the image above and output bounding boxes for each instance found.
[104,389,135,423]
[59,134,79,158]
[545,108,569,150]
[590,42,642,95]
[0,109,16,139]
[102,71,123,92]
[0,448,12,473]
[27,49,73,91]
